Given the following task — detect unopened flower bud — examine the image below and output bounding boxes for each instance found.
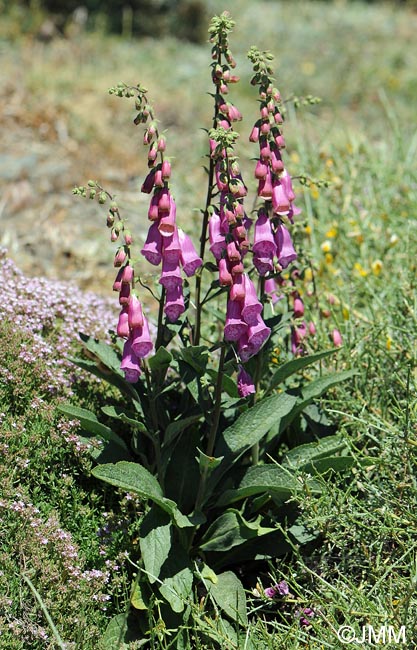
[106,214,115,228]
[114,247,127,267]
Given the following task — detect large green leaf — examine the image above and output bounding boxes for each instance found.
[215,392,298,459]
[98,612,144,649]
[91,462,193,528]
[164,414,203,446]
[163,430,201,513]
[199,510,274,552]
[101,405,146,432]
[207,571,247,625]
[282,434,347,469]
[148,346,172,374]
[158,544,194,613]
[267,348,339,393]
[215,464,322,507]
[139,507,172,584]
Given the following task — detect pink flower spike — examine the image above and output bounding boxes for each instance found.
[141,222,163,266]
[164,284,185,322]
[241,274,263,326]
[219,258,233,286]
[128,294,144,329]
[224,299,247,342]
[332,328,343,347]
[247,315,271,354]
[253,210,276,258]
[237,365,256,397]
[159,258,183,290]
[272,183,290,215]
[131,318,154,358]
[120,339,141,383]
[275,223,297,269]
[117,307,130,338]
[162,227,181,263]
[230,273,245,301]
[178,229,203,277]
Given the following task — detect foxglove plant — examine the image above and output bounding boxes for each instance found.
[69,11,352,645]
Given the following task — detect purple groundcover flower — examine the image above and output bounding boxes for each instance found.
[264,580,289,599]
[296,606,315,627]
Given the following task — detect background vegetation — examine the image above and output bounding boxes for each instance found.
[0,0,416,647]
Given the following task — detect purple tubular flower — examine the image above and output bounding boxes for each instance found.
[219,258,233,286]
[164,285,185,322]
[237,365,256,397]
[297,607,315,627]
[264,277,283,304]
[247,315,271,355]
[141,222,163,266]
[209,212,226,260]
[241,274,263,326]
[178,229,203,277]
[162,227,181,263]
[253,256,274,276]
[272,182,290,215]
[159,259,183,290]
[265,580,289,599]
[252,209,276,258]
[279,170,296,202]
[224,299,247,342]
[128,294,144,330]
[275,223,297,269]
[131,317,153,358]
[120,338,141,383]
[293,297,304,318]
[230,273,245,301]
[117,307,130,338]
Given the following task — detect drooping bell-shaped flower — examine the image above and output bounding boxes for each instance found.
[218,258,233,286]
[128,294,144,330]
[253,209,276,258]
[120,338,141,383]
[230,273,245,301]
[162,226,181,263]
[141,221,163,266]
[209,212,226,260]
[164,284,185,322]
[247,314,271,356]
[241,274,263,326]
[131,318,154,358]
[293,296,304,318]
[253,256,274,276]
[117,306,130,338]
[178,229,203,277]
[237,365,256,397]
[272,182,290,215]
[158,197,176,237]
[224,298,247,342]
[275,222,297,269]
[159,258,183,290]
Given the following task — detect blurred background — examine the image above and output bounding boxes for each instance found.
[0,0,416,295]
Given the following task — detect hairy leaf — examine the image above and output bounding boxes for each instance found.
[139,507,172,583]
[207,571,247,625]
[267,348,339,393]
[199,510,274,552]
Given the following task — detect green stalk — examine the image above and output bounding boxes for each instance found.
[143,360,163,487]
[155,286,166,350]
[194,344,226,511]
[22,573,67,650]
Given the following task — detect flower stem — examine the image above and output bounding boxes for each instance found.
[194,343,226,511]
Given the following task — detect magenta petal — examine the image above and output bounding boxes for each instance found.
[237,365,256,397]
[252,210,276,258]
[159,259,183,290]
[241,274,263,326]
